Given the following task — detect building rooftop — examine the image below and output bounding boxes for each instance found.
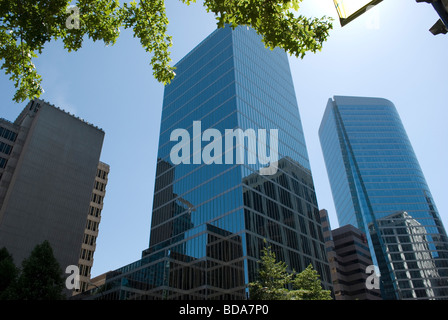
[13,99,104,133]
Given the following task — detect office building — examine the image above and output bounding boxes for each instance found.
[0,99,106,291]
[319,96,448,299]
[83,26,331,300]
[320,209,381,300]
[74,161,110,295]
[331,224,382,300]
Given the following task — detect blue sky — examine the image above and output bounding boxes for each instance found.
[0,0,447,277]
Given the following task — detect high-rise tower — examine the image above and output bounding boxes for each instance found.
[0,99,106,290]
[319,96,448,299]
[84,26,331,300]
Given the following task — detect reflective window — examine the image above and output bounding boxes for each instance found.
[319,96,448,300]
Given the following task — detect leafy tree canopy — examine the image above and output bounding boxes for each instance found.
[249,244,332,300]
[1,240,66,300]
[0,0,333,103]
[0,247,19,299]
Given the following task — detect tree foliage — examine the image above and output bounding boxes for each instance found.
[0,241,66,300]
[249,244,332,300]
[0,247,19,299]
[0,0,333,103]
[291,264,333,300]
[249,244,294,300]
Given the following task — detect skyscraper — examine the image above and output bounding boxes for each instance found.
[83,26,331,300]
[319,95,448,299]
[0,99,106,290]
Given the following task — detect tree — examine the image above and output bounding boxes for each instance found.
[9,240,66,300]
[290,264,332,300]
[0,247,19,299]
[0,0,333,103]
[249,244,332,300]
[249,245,293,300]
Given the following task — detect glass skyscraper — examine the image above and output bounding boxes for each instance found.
[319,96,448,300]
[84,26,331,300]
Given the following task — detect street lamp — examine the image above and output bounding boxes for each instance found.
[333,0,383,26]
[416,0,448,35]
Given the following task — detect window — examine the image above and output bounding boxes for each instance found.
[97,169,108,180]
[94,180,105,191]
[0,127,17,142]
[0,157,7,169]
[0,142,13,155]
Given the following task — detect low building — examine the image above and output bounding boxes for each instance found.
[320,209,382,300]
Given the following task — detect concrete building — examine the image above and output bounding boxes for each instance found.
[74,161,110,295]
[0,99,106,293]
[320,209,382,300]
[331,224,382,300]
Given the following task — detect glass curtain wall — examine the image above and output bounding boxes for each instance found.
[319,96,448,300]
[85,26,331,300]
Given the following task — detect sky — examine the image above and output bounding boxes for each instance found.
[0,0,447,278]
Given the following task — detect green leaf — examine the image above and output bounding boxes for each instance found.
[1,0,332,104]
[249,242,332,300]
